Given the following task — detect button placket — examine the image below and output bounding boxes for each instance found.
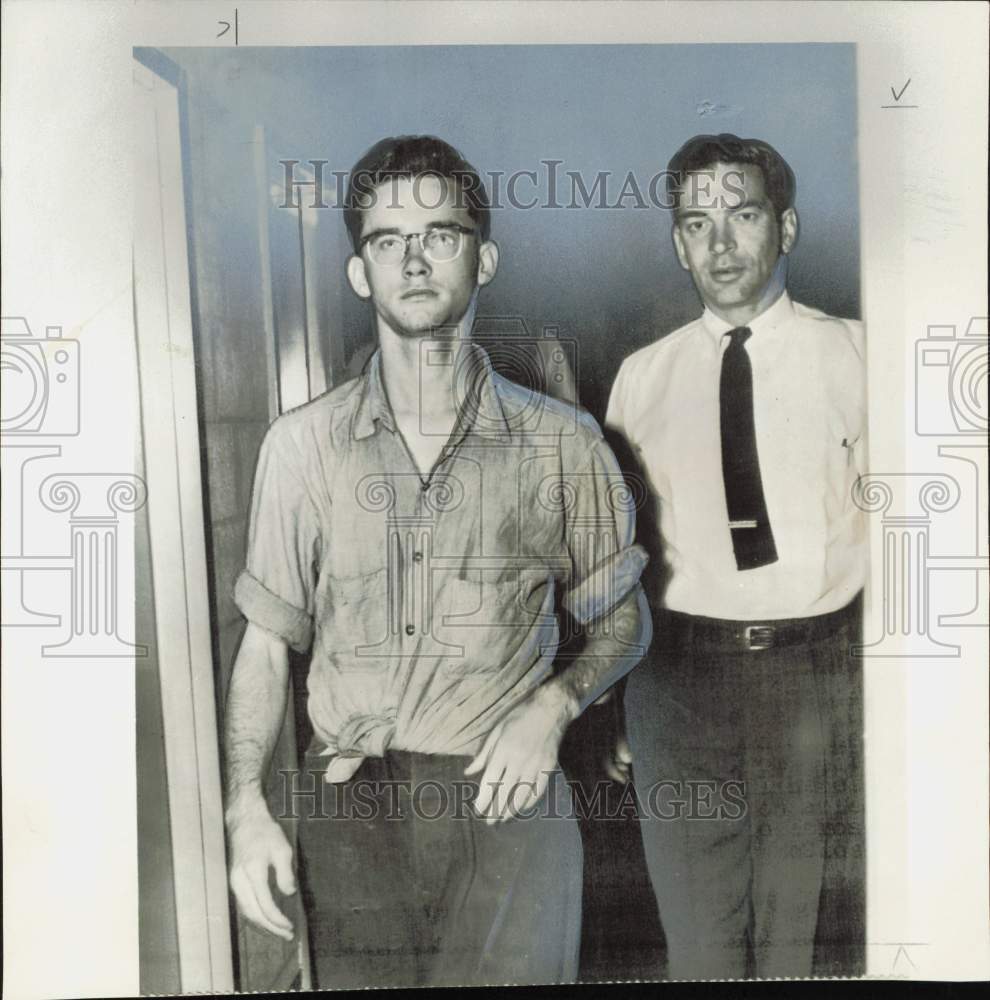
[389,444,461,647]
[395,484,434,641]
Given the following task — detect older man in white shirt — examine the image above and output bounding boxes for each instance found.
[606,133,866,980]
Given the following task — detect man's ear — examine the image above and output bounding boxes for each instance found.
[476,240,500,288]
[346,254,371,299]
[671,224,691,271]
[779,207,798,255]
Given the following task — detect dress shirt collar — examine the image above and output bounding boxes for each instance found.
[700,289,796,349]
[352,341,511,442]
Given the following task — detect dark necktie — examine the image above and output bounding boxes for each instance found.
[719,326,778,571]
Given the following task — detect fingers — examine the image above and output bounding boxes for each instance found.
[463,724,499,776]
[465,696,565,822]
[228,822,296,941]
[272,841,297,897]
[604,734,634,782]
[479,759,551,825]
[502,770,548,823]
[482,767,512,825]
[604,755,632,783]
[472,757,507,818]
[248,863,294,938]
[230,863,294,941]
[604,754,627,783]
[466,725,505,816]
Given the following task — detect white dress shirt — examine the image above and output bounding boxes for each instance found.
[606,291,867,620]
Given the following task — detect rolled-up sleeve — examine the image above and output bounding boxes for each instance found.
[234,420,320,652]
[559,436,648,626]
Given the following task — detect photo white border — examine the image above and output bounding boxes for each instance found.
[1,2,987,996]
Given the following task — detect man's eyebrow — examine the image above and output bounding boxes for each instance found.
[729,198,770,212]
[676,198,770,220]
[360,226,401,242]
[424,219,468,230]
[361,220,467,241]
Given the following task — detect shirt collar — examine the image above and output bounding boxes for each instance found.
[352,342,511,442]
[352,349,395,440]
[701,289,795,347]
[453,341,513,441]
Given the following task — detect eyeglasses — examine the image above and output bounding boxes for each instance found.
[360,225,476,266]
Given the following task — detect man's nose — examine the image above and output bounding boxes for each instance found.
[402,234,431,275]
[709,219,735,255]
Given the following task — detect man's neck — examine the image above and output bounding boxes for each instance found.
[377,314,475,437]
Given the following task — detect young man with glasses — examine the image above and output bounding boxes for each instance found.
[606,133,867,979]
[223,135,650,988]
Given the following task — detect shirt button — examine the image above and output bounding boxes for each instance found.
[404,624,415,636]
[420,482,429,492]
[412,551,423,563]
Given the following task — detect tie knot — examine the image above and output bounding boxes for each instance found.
[725,326,752,348]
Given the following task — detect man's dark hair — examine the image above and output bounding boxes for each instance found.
[344,135,491,251]
[665,133,796,221]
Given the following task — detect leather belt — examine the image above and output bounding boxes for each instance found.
[658,594,861,653]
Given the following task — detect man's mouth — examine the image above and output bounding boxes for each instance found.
[710,266,744,284]
[401,288,438,300]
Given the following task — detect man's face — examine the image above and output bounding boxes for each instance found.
[671,162,797,325]
[346,175,498,338]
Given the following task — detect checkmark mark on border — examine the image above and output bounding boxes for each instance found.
[891,79,912,102]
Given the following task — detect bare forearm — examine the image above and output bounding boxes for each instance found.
[465,585,651,821]
[223,623,290,821]
[546,585,652,722]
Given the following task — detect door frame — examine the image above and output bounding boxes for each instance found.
[133,51,234,994]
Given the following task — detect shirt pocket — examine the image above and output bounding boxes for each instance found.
[319,565,397,672]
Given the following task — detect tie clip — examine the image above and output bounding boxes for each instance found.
[729,520,759,529]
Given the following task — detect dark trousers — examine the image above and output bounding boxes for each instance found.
[624,599,865,979]
[296,749,583,989]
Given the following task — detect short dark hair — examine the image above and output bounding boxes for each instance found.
[343,135,491,251]
[665,133,796,221]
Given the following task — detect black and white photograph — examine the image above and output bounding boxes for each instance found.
[2,2,988,997]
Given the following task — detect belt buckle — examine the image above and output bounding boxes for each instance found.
[743,624,775,650]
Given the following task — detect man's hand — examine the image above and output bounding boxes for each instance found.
[227,798,297,941]
[464,682,577,823]
[604,731,633,784]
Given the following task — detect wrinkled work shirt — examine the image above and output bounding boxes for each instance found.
[235,346,648,781]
